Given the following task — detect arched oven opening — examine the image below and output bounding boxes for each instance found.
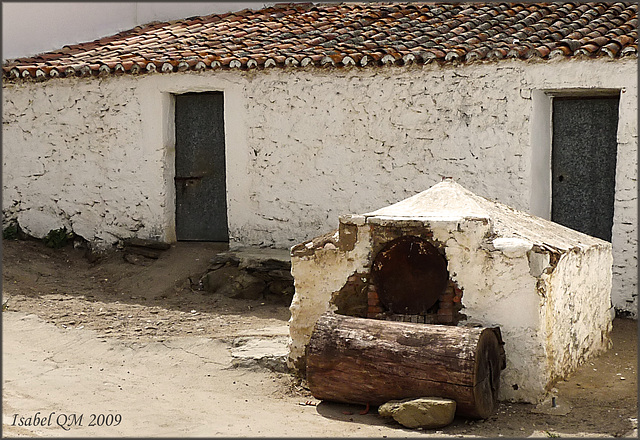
[332,230,466,325]
[372,236,447,315]
[369,235,465,325]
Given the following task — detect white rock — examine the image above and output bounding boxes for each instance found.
[378,397,456,429]
[492,237,533,258]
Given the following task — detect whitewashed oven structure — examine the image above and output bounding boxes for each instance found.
[2,3,637,315]
[289,180,614,403]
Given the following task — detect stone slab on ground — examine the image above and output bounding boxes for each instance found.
[230,336,289,373]
[236,325,289,337]
[204,246,293,303]
[379,397,457,429]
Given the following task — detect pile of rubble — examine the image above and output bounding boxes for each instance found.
[200,248,294,305]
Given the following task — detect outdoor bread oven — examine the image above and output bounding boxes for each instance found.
[288,180,613,406]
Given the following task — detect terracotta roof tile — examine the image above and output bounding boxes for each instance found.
[3,2,637,81]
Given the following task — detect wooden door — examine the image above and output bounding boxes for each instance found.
[174,92,229,241]
[552,96,619,242]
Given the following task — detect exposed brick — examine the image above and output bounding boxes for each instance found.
[368,289,380,306]
[439,292,455,303]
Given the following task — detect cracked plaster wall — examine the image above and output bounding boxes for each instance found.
[288,222,372,371]
[2,77,168,246]
[2,57,636,312]
[434,220,612,402]
[425,218,550,402]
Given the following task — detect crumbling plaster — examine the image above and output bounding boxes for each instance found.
[437,220,612,402]
[2,57,636,312]
[542,247,614,382]
[289,223,372,371]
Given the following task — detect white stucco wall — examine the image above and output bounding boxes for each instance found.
[2,57,636,312]
[542,246,614,384]
[432,219,550,402]
[289,224,372,368]
[445,225,612,402]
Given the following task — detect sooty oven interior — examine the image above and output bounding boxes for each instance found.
[332,223,465,325]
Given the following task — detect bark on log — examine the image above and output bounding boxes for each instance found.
[306,312,506,419]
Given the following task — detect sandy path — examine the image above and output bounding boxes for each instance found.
[2,312,425,437]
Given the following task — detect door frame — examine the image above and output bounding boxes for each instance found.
[158,79,250,246]
[530,88,621,221]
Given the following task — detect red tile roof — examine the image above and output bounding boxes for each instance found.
[3,2,637,81]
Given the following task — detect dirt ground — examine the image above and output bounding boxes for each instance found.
[2,238,637,437]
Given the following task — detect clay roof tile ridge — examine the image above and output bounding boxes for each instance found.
[3,2,638,81]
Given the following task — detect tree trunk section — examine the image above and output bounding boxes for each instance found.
[306,312,506,419]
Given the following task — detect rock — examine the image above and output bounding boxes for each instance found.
[267,269,293,280]
[217,272,266,300]
[208,262,225,271]
[268,279,294,296]
[211,248,290,272]
[378,397,456,429]
[123,238,171,250]
[203,248,294,301]
[231,336,289,373]
[203,266,243,293]
[210,252,241,266]
[240,259,290,273]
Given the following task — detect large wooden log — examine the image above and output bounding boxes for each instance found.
[306,312,506,419]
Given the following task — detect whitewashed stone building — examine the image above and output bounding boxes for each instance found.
[289,180,614,403]
[2,2,637,315]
